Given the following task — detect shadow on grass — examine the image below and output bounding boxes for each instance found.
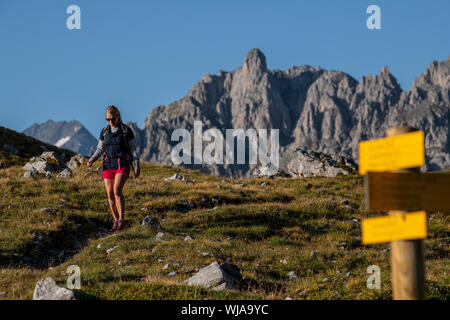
[0,215,110,270]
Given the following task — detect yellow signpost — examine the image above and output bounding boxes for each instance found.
[362,211,427,244]
[358,130,425,175]
[359,127,427,300]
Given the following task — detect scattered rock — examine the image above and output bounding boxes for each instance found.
[280,259,287,264]
[185,261,242,290]
[344,205,355,213]
[162,263,170,271]
[155,232,165,241]
[57,168,73,178]
[322,278,329,283]
[66,154,86,171]
[200,251,211,257]
[141,216,161,229]
[33,277,75,300]
[118,259,129,266]
[97,244,102,249]
[106,245,119,254]
[299,290,307,296]
[164,172,184,182]
[340,200,350,205]
[285,297,293,300]
[184,235,194,241]
[39,207,59,215]
[287,271,298,280]
[168,271,177,277]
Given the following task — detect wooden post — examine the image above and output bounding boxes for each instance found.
[387,127,425,300]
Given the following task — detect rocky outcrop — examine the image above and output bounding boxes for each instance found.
[23,152,85,178]
[33,277,75,300]
[137,49,449,177]
[250,148,358,178]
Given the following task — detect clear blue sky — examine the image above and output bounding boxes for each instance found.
[0,0,449,138]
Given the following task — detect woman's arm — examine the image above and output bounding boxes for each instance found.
[88,140,105,163]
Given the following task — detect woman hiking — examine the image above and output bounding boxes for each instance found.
[87,105,140,231]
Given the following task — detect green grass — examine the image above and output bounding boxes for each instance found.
[0,160,448,300]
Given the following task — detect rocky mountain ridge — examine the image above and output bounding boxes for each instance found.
[132,49,449,177]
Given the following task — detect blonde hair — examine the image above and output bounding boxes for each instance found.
[106,105,123,127]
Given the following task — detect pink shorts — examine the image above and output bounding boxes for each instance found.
[103,166,130,179]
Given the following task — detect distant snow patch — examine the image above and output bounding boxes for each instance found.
[74,126,81,133]
[55,136,71,148]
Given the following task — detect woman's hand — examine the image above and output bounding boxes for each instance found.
[87,160,93,168]
[134,167,140,178]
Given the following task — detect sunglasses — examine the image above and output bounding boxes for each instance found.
[106,117,115,122]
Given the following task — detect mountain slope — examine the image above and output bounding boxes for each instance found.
[0,126,76,167]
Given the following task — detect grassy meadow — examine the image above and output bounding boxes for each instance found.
[0,159,448,300]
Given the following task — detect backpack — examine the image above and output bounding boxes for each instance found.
[98,124,135,179]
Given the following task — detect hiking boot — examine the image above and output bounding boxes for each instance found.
[110,220,118,232]
[117,220,123,231]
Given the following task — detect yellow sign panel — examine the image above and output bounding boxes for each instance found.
[362,211,427,244]
[359,131,425,175]
[365,172,450,211]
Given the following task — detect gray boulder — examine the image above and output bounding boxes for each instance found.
[155,232,165,241]
[184,261,242,290]
[33,277,75,300]
[141,216,161,229]
[67,154,86,171]
[57,168,73,178]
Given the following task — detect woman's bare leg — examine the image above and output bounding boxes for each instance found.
[105,178,119,221]
[113,173,128,220]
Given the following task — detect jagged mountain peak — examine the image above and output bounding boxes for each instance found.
[243,48,267,75]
